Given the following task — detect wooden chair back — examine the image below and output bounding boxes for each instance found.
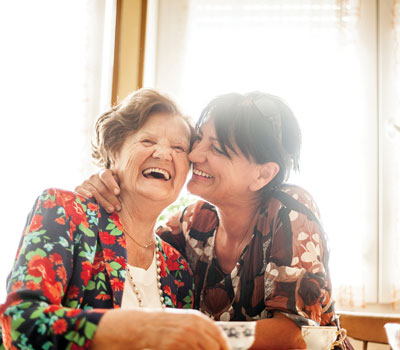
[338,311,400,350]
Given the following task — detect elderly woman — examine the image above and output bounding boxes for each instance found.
[0,89,229,350]
[78,91,352,350]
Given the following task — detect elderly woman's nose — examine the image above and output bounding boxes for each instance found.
[152,144,173,160]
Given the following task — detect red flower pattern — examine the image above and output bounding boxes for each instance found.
[114,256,126,269]
[44,305,63,313]
[167,259,181,271]
[42,280,63,304]
[67,285,80,299]
[92,251,106,274]
[163,285,172,296]
[110,278,124,291]
[88,202,98,211]
[56,266,67,284]
[55,217,65,225]
[95,294,111,301]
[117,236,126,248]
[110,212,123,231]
[100,231,116,245]
[80,261,92,286]
[174,280,184,288]
[26,281,40,290]
[11,281,24,292]
[43,199,56,209]
[1,315,14,350]
[66,309,81,317]
[1,188,193,350]
[28,255,56,281]
[52,319,68,334]
[162,243,181,262]
[50,253,63,265]
[103,248,116,261]
[29,215,43,232]
[68,201,89,228]
[105,263,113,274]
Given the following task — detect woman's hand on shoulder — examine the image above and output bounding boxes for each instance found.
[75,169,121,213]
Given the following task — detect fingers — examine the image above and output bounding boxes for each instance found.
[196,333,229,350]
[142,309,230,350]
[100,169,121,195]
[75,171,121,213]
[74,185,94,199]
[200,317,230,350]
[178,312,230,350]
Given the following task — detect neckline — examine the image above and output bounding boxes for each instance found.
[212,231,253,276]
[126,252,157,285]
[212,209,259,275]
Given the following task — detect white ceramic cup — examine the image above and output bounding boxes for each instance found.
[384,323,400,350]
[216,321,256,350]
[301,326,342,350]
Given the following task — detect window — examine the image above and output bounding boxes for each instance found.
[0,0,116,301]
[146,0,400,308]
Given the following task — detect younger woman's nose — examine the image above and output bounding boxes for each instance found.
[188,142,206,163]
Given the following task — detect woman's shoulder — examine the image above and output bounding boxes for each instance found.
[266,184,321,218]
[182,199,219,232]
[34,189,101,231]
[37,188,99,210]
[185,199,217,216]
[274,184,316,202]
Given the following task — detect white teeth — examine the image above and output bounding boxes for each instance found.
[143,167,171,180]
[193,168,213,178]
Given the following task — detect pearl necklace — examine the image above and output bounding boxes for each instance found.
[125,243,166,308]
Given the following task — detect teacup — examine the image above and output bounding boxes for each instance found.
[216,321,256,350]
[384,323,400,350]
[301,326,344,350]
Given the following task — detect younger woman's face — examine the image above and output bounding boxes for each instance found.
[187,119,262,206]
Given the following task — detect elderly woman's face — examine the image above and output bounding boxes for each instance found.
[187,119,262,206]
[113,113,191,204]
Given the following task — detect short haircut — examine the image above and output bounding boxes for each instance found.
[92,88,193,168]
[196,92,301,192]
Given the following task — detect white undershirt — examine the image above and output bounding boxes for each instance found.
[121,253,163,309]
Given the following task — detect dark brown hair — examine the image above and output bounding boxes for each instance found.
[196,91,301,193]
[92,88,193,168]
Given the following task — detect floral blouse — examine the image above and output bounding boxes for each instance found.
[0,189,193,350]
[157,184,338,328]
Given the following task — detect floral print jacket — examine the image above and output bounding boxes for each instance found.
[0,189,193,350]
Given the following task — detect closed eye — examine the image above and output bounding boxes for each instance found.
[173,145,187,152]
[211,144,225,155]
[141,139,155,146]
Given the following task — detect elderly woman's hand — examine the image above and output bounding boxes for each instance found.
[91,308,230,350]
[75,169,122,213]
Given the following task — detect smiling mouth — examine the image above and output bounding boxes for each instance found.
[193,168,213,178]
[142,167,171,181]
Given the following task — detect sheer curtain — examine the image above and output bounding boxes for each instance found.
[380,0,400,309]
[0,0,115,301]
[147,0,400,309]
[394,0,400,309]
[393,0,400,309]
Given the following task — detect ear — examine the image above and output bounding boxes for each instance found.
[249,162,280,192]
